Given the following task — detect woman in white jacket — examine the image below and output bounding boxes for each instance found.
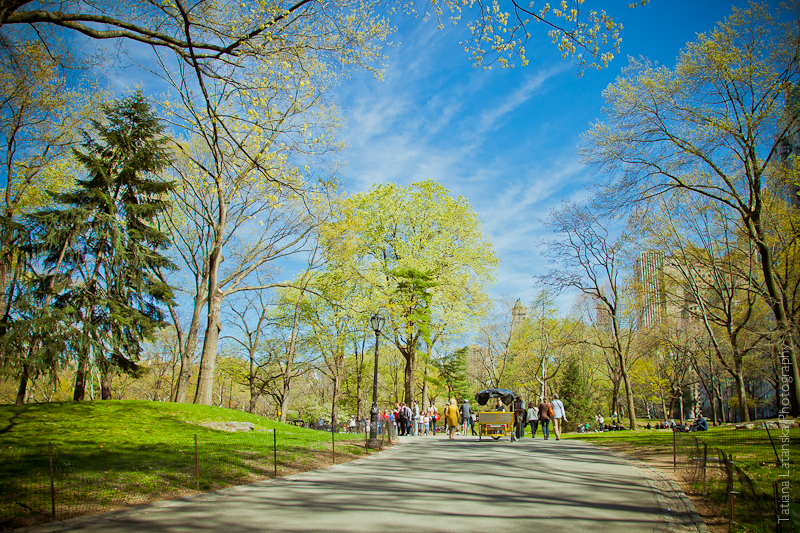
[526,401,539,438]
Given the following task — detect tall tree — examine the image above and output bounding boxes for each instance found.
[0,39,93,372]
[435,346,470,401]
[27,91,175,401]
[325,180,497,404]
[542,202,640,429]
[558,356,593,429]
[511,290,579,399]
[580,3,800,415]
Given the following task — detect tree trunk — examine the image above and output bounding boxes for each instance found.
[101,366,114,400]
[403,347,415,405]
[15,363,29,405]
[715,381,726,424]
[194,274,223,405]
[734,372,750,422]
[610,382,619,420]
[73,349,88,401]
[619,358,636,429]
[421,348,430,410]
[750,218,800,416]
[248,350,259,413]
[172,289,205,403]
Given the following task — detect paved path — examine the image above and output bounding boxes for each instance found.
[19,434,706,533]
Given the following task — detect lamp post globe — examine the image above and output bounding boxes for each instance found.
[367,313,385,449]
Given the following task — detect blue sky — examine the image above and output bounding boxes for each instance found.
[334,1,765,312]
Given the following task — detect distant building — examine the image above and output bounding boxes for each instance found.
[511,299,528,333]
[595,299,612,333]
[635,251,667,330]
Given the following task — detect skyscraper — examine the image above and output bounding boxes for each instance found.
[635,251,667,330]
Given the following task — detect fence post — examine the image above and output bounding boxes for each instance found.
[726,452,734,499]
[273,429,277,478]
[774,482,780,533]
[194,434,199,491]
[702,442,707,497]
[48,442,55,519]
[726,452,735,532]
[763,422,781,467]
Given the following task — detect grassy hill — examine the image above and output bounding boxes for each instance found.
[0,401,373,529]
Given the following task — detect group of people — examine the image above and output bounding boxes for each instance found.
[515,394,568,440]
[593,413,627,432]
[383,400,444,436]
[379,393,572,441]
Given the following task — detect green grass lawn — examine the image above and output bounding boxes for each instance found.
[566,423,799,532]
[0,401,372,529]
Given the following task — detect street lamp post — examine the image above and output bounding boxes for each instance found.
[367,313,385,449]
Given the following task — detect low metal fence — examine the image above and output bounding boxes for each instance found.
[673,422,798,532]
[1,429,396,530]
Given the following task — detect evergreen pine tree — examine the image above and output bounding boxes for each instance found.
[559,356,594,431]
[437,346,471,402]
[28,91,175,400]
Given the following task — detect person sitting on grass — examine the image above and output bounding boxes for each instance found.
[690,414,708,432]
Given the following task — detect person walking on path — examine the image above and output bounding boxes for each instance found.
[445,399,459,439]
[551,394,567,440]
[537,397,552,440]
[526,401,539,438]
[412,401,420,436]
[460,399,472,436]
[513,396,527,440]
[398,403,410,436]
[429,402,438,435]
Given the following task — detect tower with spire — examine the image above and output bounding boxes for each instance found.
[511,298,528,333]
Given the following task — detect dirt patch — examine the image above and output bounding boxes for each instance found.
[598,441,728,533]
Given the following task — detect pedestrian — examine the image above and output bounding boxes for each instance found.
[461,399,472,436]
[470,411,478,435]
[551,393,568,440]
[429,402,438,435]
[412,401,420,436]
[397,402,407,436]
[526,401,539,438]
[445,398,459,440]
[513,396,527,440]
[537,397,552,440]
